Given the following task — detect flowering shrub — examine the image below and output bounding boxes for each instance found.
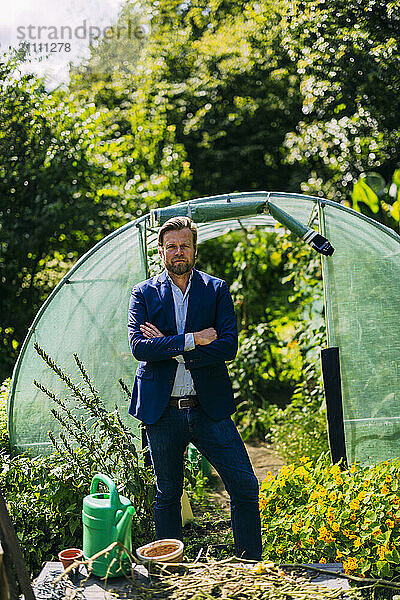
[259,454,400,579]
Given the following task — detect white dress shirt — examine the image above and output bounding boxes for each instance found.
[166,271,196,397]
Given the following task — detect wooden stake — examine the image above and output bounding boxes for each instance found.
[0,490,35,600]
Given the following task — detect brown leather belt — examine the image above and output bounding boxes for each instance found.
[169,396,199,409]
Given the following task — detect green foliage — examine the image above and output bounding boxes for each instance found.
[33,343,155,535]
[0,52,114,379]
[0,451,87,576]
[230,323,300,441]
[0,45,192,382]
[229,229,292,330]
[184,457,210,504]
[351,170,400,233]
[269,359,329,464]
[0,346,155,577]
[268,232,329,461]
[260,454,400,579]
[282,0,400,200]
[118,0,303,197]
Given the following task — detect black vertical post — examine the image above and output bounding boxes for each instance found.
[320,347,347,466]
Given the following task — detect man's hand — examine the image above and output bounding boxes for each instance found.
[194,328,218,346]
[140,322,164,338]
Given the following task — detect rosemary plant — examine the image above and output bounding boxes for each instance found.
[33,343,155,538]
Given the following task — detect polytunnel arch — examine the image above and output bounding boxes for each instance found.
[8,191,400,465]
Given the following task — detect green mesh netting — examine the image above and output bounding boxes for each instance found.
[8,192,400,464]
[8,220,148,455]
[320,202,400,464]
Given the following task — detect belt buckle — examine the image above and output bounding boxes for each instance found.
[178,397,187,409]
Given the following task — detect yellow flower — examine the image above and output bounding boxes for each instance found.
[331,522,340,532]
[385,475,393,483]
[295,466,308,477]
[259,498,268,511]
[343,557,358,572]
[264,471,275,481]
[372,527,382,538]
[377,546,390,560]
[357,492,366,502]
[329,492,337,502]
[318,526,329,540]
[292,523,300,534]
[253,561,274,574]
[335,476,344,485]
[349,500,360,511]
[300,456,310,463]
[350,513,356,521]
[353,538,362,549]
[385,519,395,529]
[381,485,389,495]
[330,464,341,476]
[336,550,344,560]
[350,464,357,473]
[253,563,266,574]
[342,529,351,537]
[319,558,327,564]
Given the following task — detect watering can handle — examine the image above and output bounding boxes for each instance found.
[90,473,120,508]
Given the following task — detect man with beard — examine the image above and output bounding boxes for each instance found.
[128,216,261,560]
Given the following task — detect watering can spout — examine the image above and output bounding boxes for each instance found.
[116,505,135,544]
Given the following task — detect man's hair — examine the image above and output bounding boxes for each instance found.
[158,216,198,248]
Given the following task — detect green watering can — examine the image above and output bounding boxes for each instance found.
[82,474,135,577]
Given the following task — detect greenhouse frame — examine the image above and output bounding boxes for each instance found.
[7,191,400,465]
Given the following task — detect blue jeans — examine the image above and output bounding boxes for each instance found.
[145,405,262,560]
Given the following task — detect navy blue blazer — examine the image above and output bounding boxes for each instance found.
[128,268,238,424]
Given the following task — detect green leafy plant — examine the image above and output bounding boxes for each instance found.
[269,322,329,464]
[351,170,400,233]
[33,343,155,536]
[0,348,156,577]
[230,322,298,441]
[0,450,86,575]
[184,457,210,503]
[268,232,329,463]
[260,454,400,580]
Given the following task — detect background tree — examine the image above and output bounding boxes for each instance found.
[0,54,111,378]
[281,0,400,199]
[0,44,191,380]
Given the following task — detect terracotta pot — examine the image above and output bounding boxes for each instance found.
[58,548,83,570]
